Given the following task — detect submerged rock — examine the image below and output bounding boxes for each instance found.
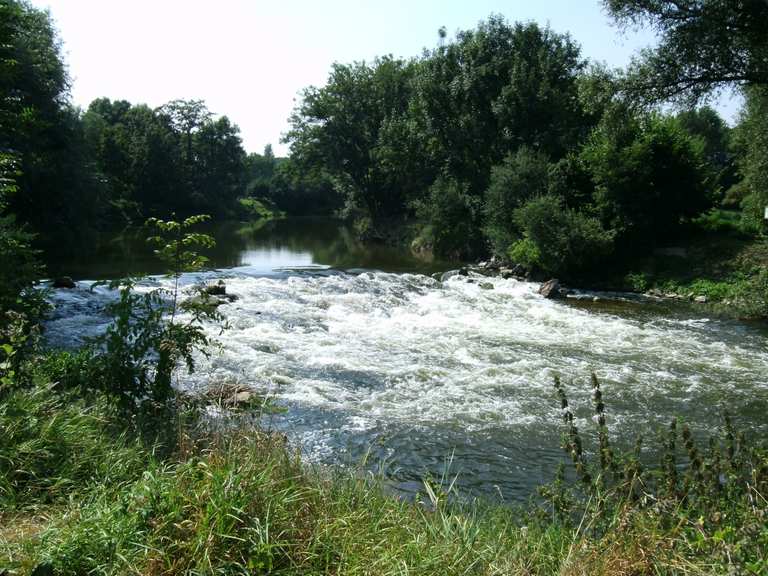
[480,282,494,290]
[52,276,76,289]
[441,268,469,282]
[204,280,227,296]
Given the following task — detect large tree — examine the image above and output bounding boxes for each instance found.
[604,0,768,104]
[1,0,105,249]
[286,56,416,222]
[411,17,587,195]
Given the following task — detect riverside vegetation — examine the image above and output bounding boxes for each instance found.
[2,0,768,573]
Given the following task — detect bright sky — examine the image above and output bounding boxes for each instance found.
[32,0,741,156]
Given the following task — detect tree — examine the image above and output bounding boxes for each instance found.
[0,0,103,249]
[732,86,768,230]
[604,0,768,104]
[191,116,246,213]
[674,106,737,199]
[286,56,416,222]
[244,145,277,198]
[581,110,711,250]
[157,99,212,165]
[484,147,551,254]
[411,17,587,196]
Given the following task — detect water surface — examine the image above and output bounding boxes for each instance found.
[44,219,768,502]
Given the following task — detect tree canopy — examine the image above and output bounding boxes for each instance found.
[604,0,768,104]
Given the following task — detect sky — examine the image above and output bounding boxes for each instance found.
[31,0,741,156]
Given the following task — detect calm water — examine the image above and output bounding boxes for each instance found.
[46,218,449,280]
[44,218,768,502]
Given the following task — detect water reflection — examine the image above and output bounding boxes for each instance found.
[45,218,449,280]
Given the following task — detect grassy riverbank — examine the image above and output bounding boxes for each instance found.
[2,363,766,575]
[616,215,768,318]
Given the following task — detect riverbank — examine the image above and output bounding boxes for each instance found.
[2,374,766,575]
[459,224,768,321]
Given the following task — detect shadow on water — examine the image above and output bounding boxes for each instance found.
[44,218,452,280]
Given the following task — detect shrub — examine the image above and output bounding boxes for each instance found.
[91,215,221,412]
[417,176,482,259]
[513,195,614,276]
[507,237,541,269]
[582,112,712,251]
[484,147,550,254]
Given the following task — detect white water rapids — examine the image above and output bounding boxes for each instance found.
[46,269,768,500]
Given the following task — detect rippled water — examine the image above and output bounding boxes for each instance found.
[46,264,768,501]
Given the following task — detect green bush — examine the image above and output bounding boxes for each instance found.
[692,208,748,235]
[417,176,482,259]
[513,195,614,276]
[582,112,712,251]
[484,147,550,254]
[507,237,541,269]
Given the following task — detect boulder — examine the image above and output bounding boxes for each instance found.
[479,282,494,290]
[183,294,224,310]
[694,295,708,303]
[440,268,469,282]
[204,281,227,296]
[539,279,563,299]
[52,276,76,289]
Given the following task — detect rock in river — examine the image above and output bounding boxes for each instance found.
[538,279,563,299]
[441,268,469,282]
[52,276,76,289]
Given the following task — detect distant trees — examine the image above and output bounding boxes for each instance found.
[3,0,766,281]
[83,98,246,219]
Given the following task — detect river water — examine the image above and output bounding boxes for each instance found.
[44,218,768,501]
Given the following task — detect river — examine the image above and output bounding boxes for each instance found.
[44,218,768,502]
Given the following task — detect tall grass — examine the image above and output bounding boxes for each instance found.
[0,383,146,509]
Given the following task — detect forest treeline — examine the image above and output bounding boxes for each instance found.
[2,0,768,286]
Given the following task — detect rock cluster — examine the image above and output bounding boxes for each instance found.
[438,259,570,300]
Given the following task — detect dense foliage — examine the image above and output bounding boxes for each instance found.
[3,1,768,280]
[285,14,737,277]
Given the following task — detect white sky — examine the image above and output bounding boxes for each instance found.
[31,0,742,156]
